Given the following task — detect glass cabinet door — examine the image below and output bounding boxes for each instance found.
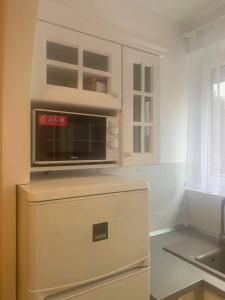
[122,47,160,166]
[31,21,121,110]
[83,51,109,93]
[132,63,153,154]
[45,41,110,93]
[46,41,79,88]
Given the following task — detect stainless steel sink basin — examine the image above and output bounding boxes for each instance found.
[196,250,225,274]
[164,228,225,281]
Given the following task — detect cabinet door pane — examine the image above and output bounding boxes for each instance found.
[145,97,153,122]
[133,64,142,91]
[47,65,78,88]
[83,51,108,72]
[144,126,151,153]
[133,95,142,122]
[145,66,153,93]
[46,41,78,65]
[133,126,141,153]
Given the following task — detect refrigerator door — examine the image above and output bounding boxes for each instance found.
[45,268,149,300]
[21,190,149,292]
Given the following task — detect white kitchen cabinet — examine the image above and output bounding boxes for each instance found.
[121,47,160,166]
[31,20,121,110]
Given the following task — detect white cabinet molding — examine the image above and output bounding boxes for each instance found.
[38,0,167,57]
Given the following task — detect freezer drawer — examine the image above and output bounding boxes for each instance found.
[45,267,150,300]
[19,190,149,292]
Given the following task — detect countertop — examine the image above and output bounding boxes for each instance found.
[19,174,148,201]
[150,228,225,299]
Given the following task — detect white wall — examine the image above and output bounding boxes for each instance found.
[38,0,188,231]
[101,163,187,233]
[186,190,223,238]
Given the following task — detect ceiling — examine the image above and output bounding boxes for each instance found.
[51,0,225,22]
[136,0,225,21]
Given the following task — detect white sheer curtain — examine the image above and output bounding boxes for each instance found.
[186,18,225,195]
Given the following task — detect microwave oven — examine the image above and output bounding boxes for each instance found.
[32,109,120,166]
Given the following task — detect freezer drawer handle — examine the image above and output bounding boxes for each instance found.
[44,266,149,300]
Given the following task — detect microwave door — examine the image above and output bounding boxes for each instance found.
[34,113,71,163]
[34,111,107,165]
[72,115,90,161]
[89,116,106,160]
[72,115,106,161]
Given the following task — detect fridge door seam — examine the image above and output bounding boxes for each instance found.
[28,256,150,295]
[44,266,150,300]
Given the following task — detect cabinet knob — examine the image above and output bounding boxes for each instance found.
[109,126,119,135]
[109,139,119,149]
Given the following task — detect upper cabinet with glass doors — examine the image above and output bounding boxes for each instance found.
[122,47,160,165]
[31,21,121,110]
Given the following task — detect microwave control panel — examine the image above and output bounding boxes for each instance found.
[106,116,120,162]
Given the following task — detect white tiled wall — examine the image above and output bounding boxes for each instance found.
[102,162,187,233]
[186,190,223,238]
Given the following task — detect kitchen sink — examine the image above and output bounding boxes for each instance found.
[164,232,225,281]
[196,249,225,274]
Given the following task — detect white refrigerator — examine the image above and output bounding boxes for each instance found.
[18,175,150,300]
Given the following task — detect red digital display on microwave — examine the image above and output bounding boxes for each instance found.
[38,115,68,127]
